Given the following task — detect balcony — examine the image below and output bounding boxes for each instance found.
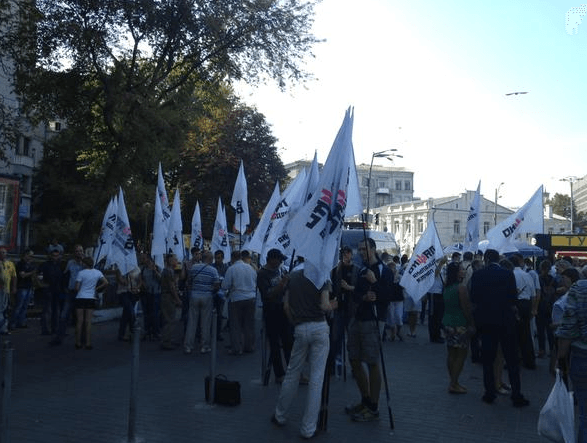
[11,154,34,169]
[376,188,390,195]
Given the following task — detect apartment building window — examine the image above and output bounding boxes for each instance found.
[418,219,424,233]
[453,220,460,235]
[16,135,31,156]
[404,181,411,191]
[483,221,490,235]
[395,180,402,190]
[405,219,411,234]
[394,221,400,234]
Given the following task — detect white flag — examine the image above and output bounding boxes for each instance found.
[94,197,117,265]
[211,197,231,263]
[157,162,171,226]
[304,151,320,202]
[288,107,359,289]
[151,188,167,269]
[261,168,308,260]
[231,159,250,234]
[346,146,363,218]
[166,189,185,261]
[106,188,138,275]
[486,185,544,253]
[464,181,481,253]
[191,200,204,251]
[400,218,444,303]
[246,181,281,254]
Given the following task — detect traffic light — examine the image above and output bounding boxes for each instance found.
[375,213,380,225]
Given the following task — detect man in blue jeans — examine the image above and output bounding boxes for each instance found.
[271,262,336,440]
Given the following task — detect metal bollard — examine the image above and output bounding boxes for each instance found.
[0,341,14,443]
[209,308,217,405]
[128,320,140,443]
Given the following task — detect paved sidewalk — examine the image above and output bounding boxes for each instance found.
[1,317,555,443]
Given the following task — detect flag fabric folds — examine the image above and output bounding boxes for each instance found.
[94,197,117,265]
[151,188,167,269]
[304,151,320,202]
[211,197,231,263]
[288,107,363,289]
[105,188,138,275]
[231,159,250,234]
[261,168,308,260]
[246,181,281,256]
[464,181,481,253]
[166,189,185,262]
[400,218,444,304]
[191,201,203,251]
[486,185,544,253]
[157,162,171,225]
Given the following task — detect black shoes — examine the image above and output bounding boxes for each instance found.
[482,393,529,407]
[482,394,496,404]
[512,396,530,407]
[270,414,285,427]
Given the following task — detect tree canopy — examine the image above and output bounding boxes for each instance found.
[546,193,573,219]
[0,0,318,247]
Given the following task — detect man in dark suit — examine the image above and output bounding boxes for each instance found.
[470,249,530,407]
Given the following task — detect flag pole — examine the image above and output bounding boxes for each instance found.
[360,212,394,431]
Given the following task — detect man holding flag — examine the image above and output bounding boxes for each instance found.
[345,237,395,422]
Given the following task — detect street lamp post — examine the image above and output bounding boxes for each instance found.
[560,176,577,233]
[365,149,403,228]
[494,182,504,226]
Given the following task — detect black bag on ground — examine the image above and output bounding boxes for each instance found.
[205,374,241,406]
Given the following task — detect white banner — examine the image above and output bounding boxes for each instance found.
[486,185,543,253]
[289,107,362,289]
[165,189,185,261]
[94,197,117,265]
[231,159,250,233]
[464,180,481,253]
[246,181,281,255]
[105,188,138,275]
[211,197,231,263]
[400,218,444,303]
[190,200,203,251]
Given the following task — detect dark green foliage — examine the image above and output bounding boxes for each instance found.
[0,0,316,245]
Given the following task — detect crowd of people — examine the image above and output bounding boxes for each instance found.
[3,237,587,441]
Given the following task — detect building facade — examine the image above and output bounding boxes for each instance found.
[354,190,568,257]
[0,4,47,251]
[356,163,414,210]
[284,159,415,215]
[574,174,587,217]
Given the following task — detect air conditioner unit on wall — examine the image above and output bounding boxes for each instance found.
[49,121,61,132]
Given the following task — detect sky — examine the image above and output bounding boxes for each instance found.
[237,0,587,209]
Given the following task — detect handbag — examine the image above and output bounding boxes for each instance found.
[205,374,241,406]
[537,369,575,443]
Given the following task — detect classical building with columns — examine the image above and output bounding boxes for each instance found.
[361,190,569,257]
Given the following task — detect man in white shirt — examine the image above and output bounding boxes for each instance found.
[511,254,537,369]
[222,250,258,355]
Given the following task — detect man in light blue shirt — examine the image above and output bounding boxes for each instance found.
[184,251,220,354]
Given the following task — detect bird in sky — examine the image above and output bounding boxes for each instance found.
[505,91,528,96]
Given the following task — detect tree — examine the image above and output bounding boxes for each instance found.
[546,193,574,219]
[1,0,318,244]
[180,98,288,236]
